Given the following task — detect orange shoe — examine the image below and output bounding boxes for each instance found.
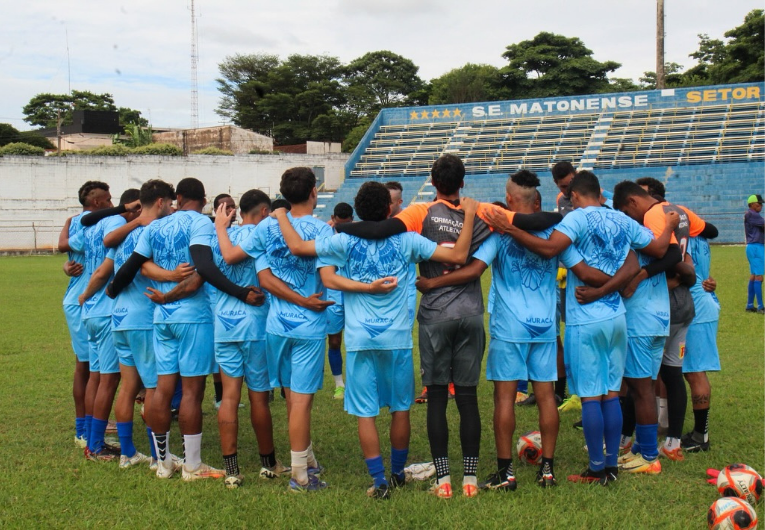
[659,445,684,462]
[430,481,453,499]
[448,383,455,399]
[462,483,479,497]
[415,387,428,404]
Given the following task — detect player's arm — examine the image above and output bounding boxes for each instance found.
[58,216,74,253]
[78,258,114,305]
[429,197,477,265]
[63,260,84,277]
[672,252,696,288]
[257,268,334,312]
[145,272,205,305]
[334,217,408,238]
[140,260,195,283]
[568,261,613,288]
[574,251,640,304]
[103,216,151,248]
[416,259,488,294]
[214,205,248,264]
[621,244,682,298]
[107,251,149,297]
[190,244,265,306]
[272,208,316,257]
[318,266,397,294]
[80,200,141,227]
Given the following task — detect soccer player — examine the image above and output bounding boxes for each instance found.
[213,167,336,493]
[58,181,113,448]
[108,177,265,481]
[485,171,677,485]
[326,202,354,399]
[274,181,478,499]
[335,154,561,498]
[744,194,764,313]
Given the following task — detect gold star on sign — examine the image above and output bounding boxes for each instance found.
[453,108,462,117]
[410,111,419,120]
[420,111,429,119]
[431,109,441,118]
[442,109,451,118]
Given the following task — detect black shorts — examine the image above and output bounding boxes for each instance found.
[419,315,485,387]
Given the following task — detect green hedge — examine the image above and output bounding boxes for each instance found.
[131,143,183,156]
[0,142,46,156]
[192,147,234,156]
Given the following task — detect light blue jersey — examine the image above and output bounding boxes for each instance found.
[556,206,652,325]
[623,226,670,338]
[241,214,333,340]
[474,231,558,342]
[687,236,720,324]
[133,210,214,324]
[111,225,153,331]
[63,212,89,307]
[315,232,436,351]
[211,224,268,342]
[74,215,125,320]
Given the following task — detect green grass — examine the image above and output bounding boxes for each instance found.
[0,247,762,528]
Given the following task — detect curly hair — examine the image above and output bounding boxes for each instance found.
[354,182,391,222]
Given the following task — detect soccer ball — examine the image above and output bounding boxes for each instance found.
[516,431,542,465]
[717,464,763,505]
[708,497,758,530]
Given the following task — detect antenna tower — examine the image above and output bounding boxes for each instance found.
[190,0,199,129]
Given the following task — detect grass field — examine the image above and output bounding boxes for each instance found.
[0,247,762,529]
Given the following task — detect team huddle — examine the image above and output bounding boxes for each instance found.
[60,155,722,498]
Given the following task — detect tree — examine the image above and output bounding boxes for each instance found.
[429,64,506,105]
[344,51,424,114]
[22,90,146,131]
[500,32,621,98]
[0,123,53,149]
[113,123,153,148]
[638,62,685,90]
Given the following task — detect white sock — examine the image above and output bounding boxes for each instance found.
[291,449,309,484]
[438,474,451,485]
[663,437,680,450]
[307,442,319,468]
[658,398,668,429]
[333,375,344,388]
[463,475,477,487]
[184,433,203,470]
[620,435,632,448]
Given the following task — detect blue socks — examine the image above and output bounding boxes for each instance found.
[147,428,157,459]
[391,447,408,480]
[582,400,605,471]
[601,397,622,468]
[517,380,529,394]
[635,423,659,461]
[328,348,342,376]
[117,422,136,458]
[755,280,763,309]
[84,415,93,447]
[748,280,755,307]
[365,456,387,488]
[75,417,86,438]
[89,417,108,453]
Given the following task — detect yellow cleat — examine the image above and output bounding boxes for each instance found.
[558,394,581,412]
[620,455,662,474]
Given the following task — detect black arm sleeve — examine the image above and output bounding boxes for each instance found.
[642,244,682,278]
[190,245,251,302]
[512,211,563,231]
[81,205,127,227]
[108,252,149,297]
[699,221,718,240]
[334,218,407,239]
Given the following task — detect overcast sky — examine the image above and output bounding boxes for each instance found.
[1,0,759,130]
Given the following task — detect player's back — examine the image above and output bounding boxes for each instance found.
[623,227,670,338]
[687,236,719,324]
[81,216,125,320]
[111,225,153,331]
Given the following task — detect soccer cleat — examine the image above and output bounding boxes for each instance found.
[680,432,710,453]
[74,435,87,449]
[558,394,581,412]
[659,445,684,462]
[567,468,607,486]
[617,451,640,466]
[573,419,583,431]
[479,472,517,492]
[181,463,226,482]
[619,455,662,474]
[605,467,618,482]
[259,460,291,479]
[620,438,633,454]
[154,454,184,477]
[224,474,244,489]
[758,308,765,314]
[519,394,537,406]
[333,387,345,400]
[403,462,435,482]
[389,473,407,489]
[462,483,479,497]
[366,483,391,500]
[85,446,119,462]
[308,463,325,477]
[429,480,453,499]
[119,451,151,469]
[515,392,529,404]
[415,388,428,404]
[448,382,455,399]
[536,469,557,488]
[289,474,327,493]
[745,306,757,313]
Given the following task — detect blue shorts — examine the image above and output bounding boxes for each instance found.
[486,339,556,382]
[83,317,118,374]
[153,322,214,377]
[114,329,157,388]
[266,334,324,394]
[345,349,414,417]
[624,335,666,380]
[564,316,627,398]
[215,340,270,392]
[683,320,721,373]
[326,304,344,335]
[64,304,89,362]
[746,244,764,276]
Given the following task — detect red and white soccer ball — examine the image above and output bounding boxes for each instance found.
[516,431,542,465]
[708,497,758,530]
[717,464,763,506]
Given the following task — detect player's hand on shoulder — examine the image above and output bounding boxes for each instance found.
[484,206,514,234]
[245,286,266,306]
[125,199,142,212]
[368,276,398,294]
[269,207,288,220]
[665,210,680,231]
[461,197,478,216]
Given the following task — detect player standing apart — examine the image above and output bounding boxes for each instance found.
[744,194,764,313]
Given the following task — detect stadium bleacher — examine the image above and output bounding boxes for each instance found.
[316,83,764,243]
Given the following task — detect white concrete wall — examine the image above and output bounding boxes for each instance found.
[0,153,348,251]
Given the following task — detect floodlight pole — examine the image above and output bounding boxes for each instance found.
[656,0,665,89]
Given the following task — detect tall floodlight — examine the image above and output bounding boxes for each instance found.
[190,0,199,129]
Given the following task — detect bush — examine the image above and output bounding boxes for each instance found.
[192,147,234,156]
[248,148,275,155]
[0,142,45,156]
[131,143,183,156]
[78,144,132,156]
[18,132,55,149]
